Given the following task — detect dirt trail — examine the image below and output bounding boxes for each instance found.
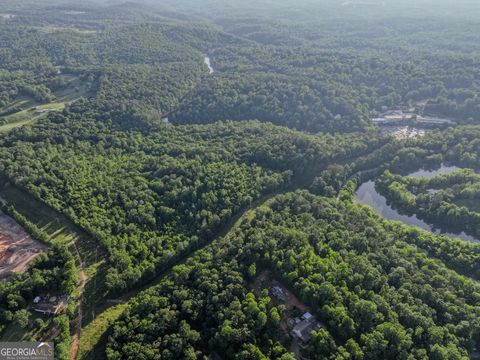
[71,141,389,358]
[107,145,387,305]
[70,239,87,360]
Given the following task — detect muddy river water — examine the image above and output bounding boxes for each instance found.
[355,164,479,242]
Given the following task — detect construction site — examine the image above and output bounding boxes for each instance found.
[372,100,456,127]
[0,213,47,279]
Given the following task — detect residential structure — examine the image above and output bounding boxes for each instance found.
[270,285,288,301]
[292,312,323,344]
[33,294,69,316]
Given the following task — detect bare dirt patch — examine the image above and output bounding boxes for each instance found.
[0,213,47,279]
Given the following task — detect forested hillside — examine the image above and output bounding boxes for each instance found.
[2,1,480,133]
[106,191,480,359]
[1,1,480,359]
[0,100,380,292]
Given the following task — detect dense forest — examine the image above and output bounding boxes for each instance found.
[0,99,381,292]
[2,1,480,133]
[1,1,480,359]
[106,191,480,359]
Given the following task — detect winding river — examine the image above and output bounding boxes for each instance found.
[355,164,480,242]
[204,56,214,74]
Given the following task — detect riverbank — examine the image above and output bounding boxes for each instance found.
[355,164,480,242]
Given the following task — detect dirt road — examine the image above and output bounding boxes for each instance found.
[70,240,87,360]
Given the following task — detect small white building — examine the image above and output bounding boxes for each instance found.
[302,312,313,321]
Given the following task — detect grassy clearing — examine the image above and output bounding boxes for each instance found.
[0,75,89,133]
[76,304,127,360]
[0,105,58,133]
[0,117,36,132]
[0,102,66,132]
[55,75,90,103]
[40,102,66,111]
[39,26,97,35]
[82,260,110,327]
[1,108,38,124]
[0,97,36,112]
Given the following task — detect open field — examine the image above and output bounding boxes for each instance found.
[38,26,97,35]
[0,97,36,112]
[0,118,37,133]
[0,104,63,133]
[0,75,89,133]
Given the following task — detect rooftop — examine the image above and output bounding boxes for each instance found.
[291,313,322,343]
[33,294,69,316]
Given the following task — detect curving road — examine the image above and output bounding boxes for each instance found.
[74,141,389,358]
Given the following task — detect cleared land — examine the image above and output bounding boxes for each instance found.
[0,213,48,279]
[0,104,65,132]
[0,75,89,133]
[251,270,308,311]
[0,177,103,348]
[75,304,126,360]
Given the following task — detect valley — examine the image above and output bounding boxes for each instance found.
[1,1,480,359]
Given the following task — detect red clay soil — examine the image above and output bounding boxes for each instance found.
[0,236,14,261]
[70,336,79,360]
[0,213,48,279]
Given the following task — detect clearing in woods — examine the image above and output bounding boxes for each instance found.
[0,75,90,133]
[0,176,103,357]
[0,213,48,279]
